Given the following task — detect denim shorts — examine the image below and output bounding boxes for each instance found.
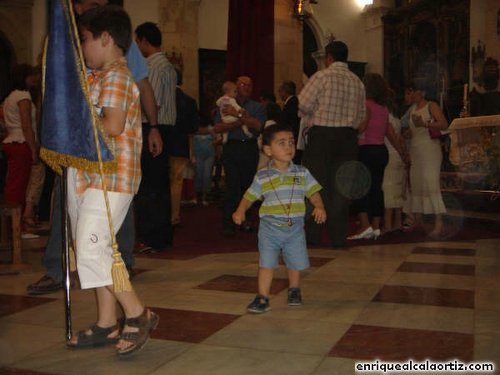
[258,217,309,270]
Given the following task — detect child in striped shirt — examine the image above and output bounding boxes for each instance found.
[233,123,326,313]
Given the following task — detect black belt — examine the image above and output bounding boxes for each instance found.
[227,138,257,144]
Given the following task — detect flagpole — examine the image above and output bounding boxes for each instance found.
[61,167,72,341]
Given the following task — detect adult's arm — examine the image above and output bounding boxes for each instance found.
[357,105,370,134]
[386,121,408,165]
[298,73,319,117]
[136,78,162,157]
[214,100,264,133]
[428,102,448,131]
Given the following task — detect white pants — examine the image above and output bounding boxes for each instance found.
[67,168,133,289]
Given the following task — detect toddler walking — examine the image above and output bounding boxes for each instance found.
[233,124,326,313]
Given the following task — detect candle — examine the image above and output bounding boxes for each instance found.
[463,83,468,103]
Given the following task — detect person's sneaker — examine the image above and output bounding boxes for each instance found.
[27,275,63,295]
[21,232,40,240]
[247,294,271,313]
[287,288,302,306]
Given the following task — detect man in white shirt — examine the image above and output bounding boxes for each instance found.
[298,41,366,248]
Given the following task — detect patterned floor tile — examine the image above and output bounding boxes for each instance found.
[0,294,57,318]
[151,307,241,343]
[195,274,288,294]
[373,285,474,308]
[411,247,476,256]
[0,368,55,375]
[397,262,475,275]
[329,324,473,361]
[279,256,334,267]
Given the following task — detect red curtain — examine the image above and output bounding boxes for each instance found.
[225,0,275,100]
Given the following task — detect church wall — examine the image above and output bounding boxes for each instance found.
[32,0,47,65]
[311,0,368,63]
[198,0,229,51]
[275,0,303,96]
[0,0,34,65]
[124,0,159,28]
[20,0,500,100]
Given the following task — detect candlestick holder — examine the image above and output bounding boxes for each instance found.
[459,100,470,118]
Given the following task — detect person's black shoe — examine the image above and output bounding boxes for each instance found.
[27,275,63,295]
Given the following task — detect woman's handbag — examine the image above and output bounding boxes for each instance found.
[428,127,441,139]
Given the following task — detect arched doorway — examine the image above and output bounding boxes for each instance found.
[303,22,319,78]
[0,33,15,102]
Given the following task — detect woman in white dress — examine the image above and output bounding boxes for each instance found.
[403,81,448,238]
[382,111,406,233]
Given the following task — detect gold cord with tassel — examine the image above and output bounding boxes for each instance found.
[90,117,131,294]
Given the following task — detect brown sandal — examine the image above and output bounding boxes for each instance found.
[67,324,120,348]
[117,309,159,357]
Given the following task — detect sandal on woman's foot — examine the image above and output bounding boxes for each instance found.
[116,309,159,357]
[67,324,120,349]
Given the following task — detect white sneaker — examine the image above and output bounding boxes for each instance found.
[21,233,40,240]
[347,226,374,240]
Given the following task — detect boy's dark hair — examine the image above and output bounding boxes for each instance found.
[325,41,348,62]
[135,22,162,48]
[8,64,34,93]
[262,123,294,146]
[78,5,132,54]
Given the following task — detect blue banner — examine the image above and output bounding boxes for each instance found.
[40,0,116,174]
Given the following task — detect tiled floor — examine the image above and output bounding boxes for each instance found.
[0,210,499,374]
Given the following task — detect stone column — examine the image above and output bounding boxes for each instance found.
[159,0,201,100]
[362,2,391,74]
[274,0,303,100]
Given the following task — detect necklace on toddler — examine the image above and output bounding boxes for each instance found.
[267,167,296,226]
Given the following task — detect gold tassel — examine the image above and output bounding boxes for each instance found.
[69,245,77,272]
[111,243,131,292]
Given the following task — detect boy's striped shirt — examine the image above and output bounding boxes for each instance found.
[244,161,321,219]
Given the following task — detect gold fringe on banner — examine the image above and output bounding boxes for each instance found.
[40,148,117,176]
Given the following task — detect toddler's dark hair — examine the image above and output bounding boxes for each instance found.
[262,123,294,146]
